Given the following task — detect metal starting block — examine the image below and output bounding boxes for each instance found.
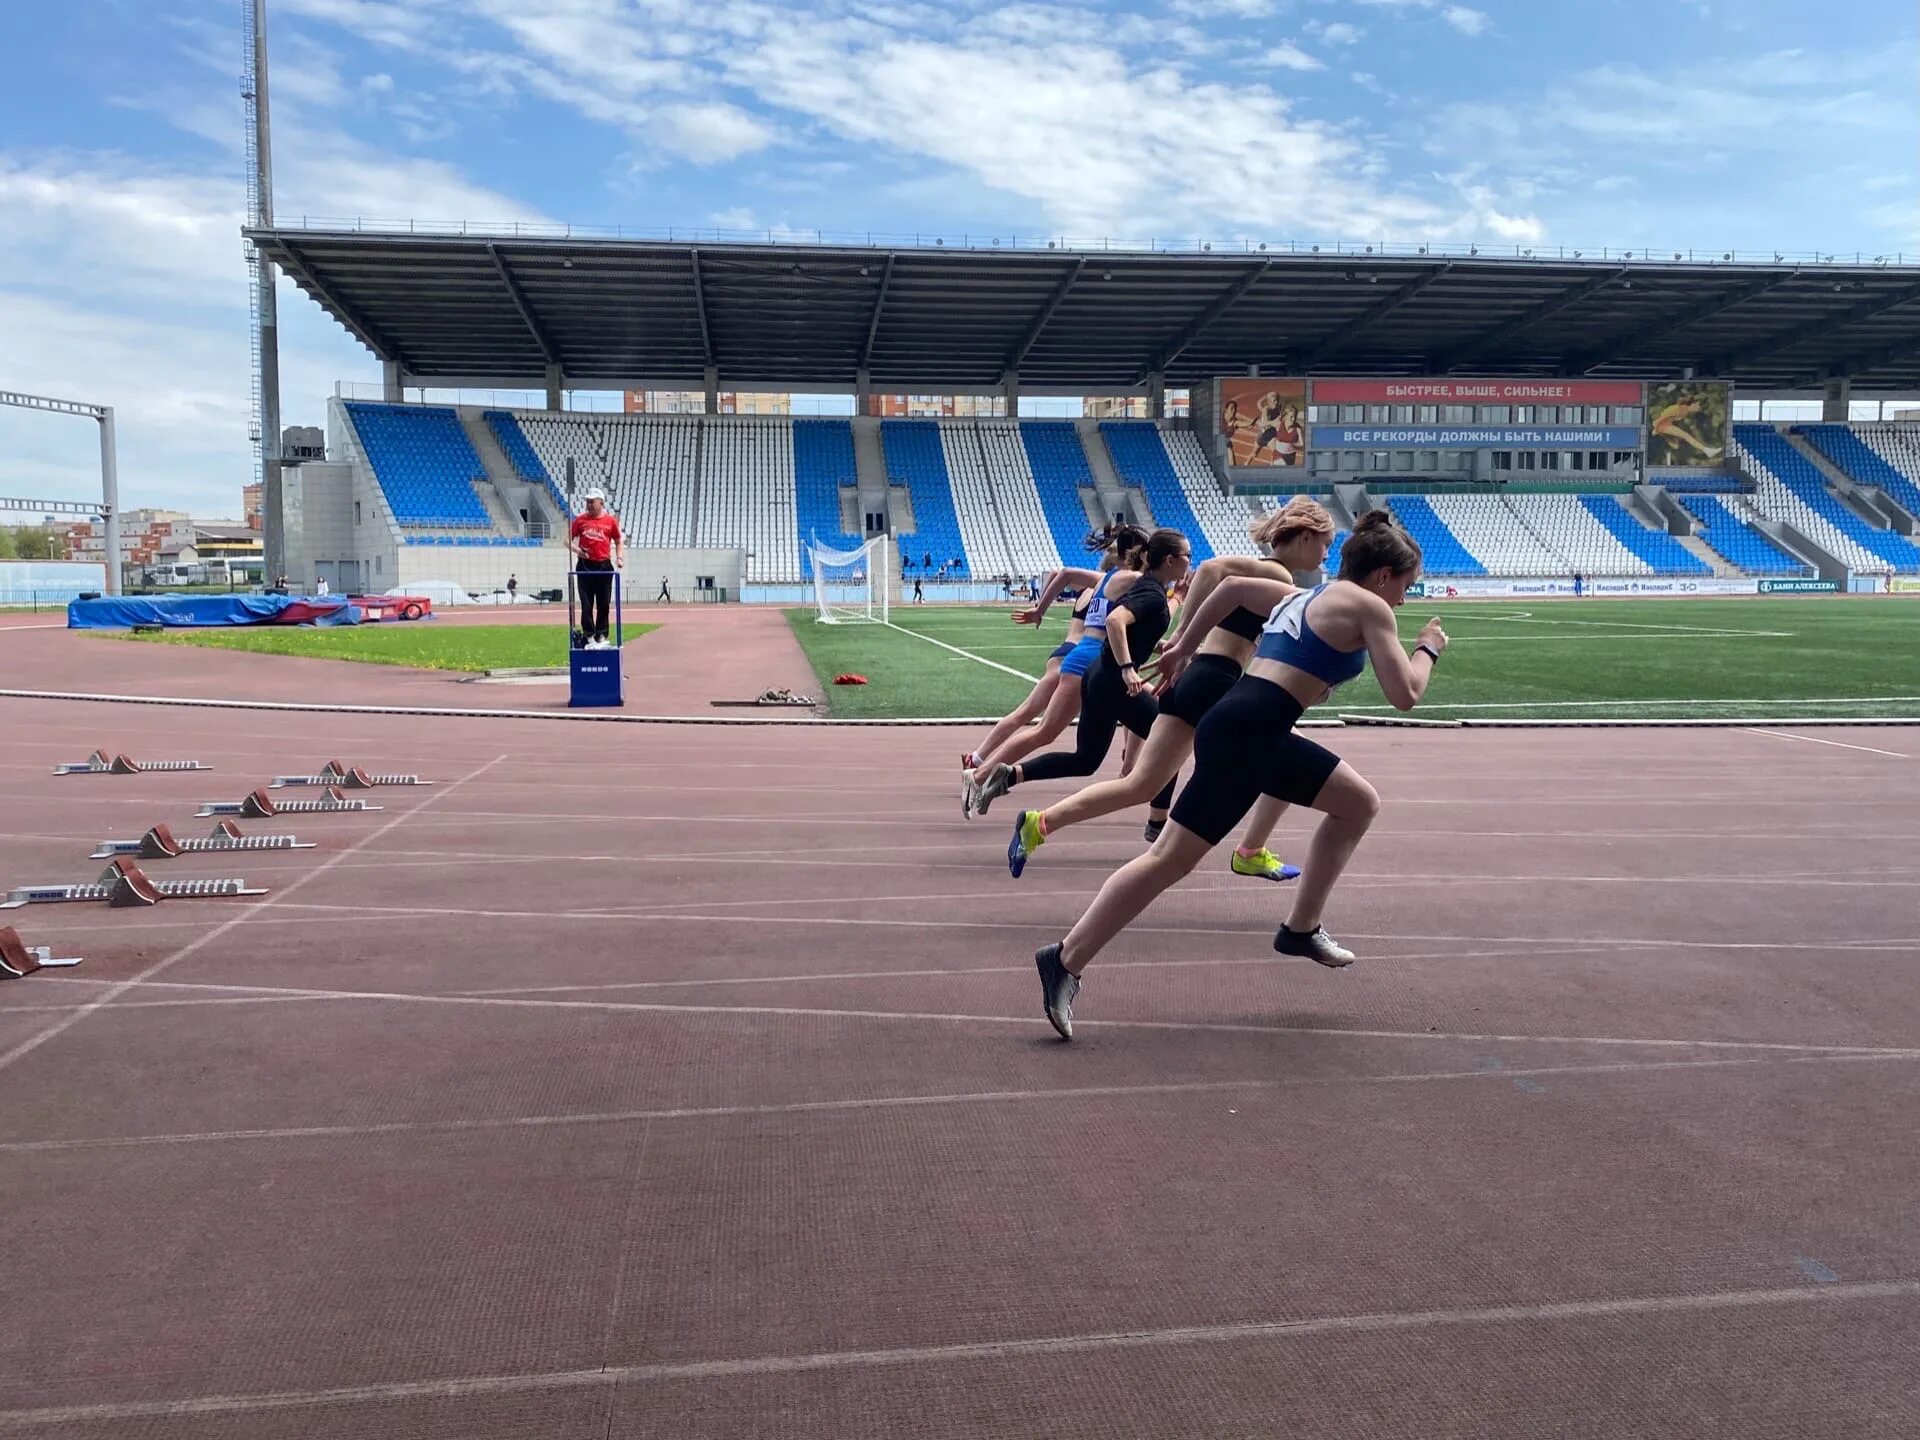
[1,859,267,910]
[0,926,83,978]
[91,820,315,861]
[272,760,432,788]
[198,786,379,818]
[55,749,211,776]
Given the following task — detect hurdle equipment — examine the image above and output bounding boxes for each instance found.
[91,821,315,861]
[2,859,266,910]
[271,760,432,789]
[0,927,83,978]
[197,786,380,818]
[55,749,211,775]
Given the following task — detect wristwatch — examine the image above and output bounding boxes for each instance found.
[1415,643,1442,664]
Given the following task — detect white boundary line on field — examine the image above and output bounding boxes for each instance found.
[880,619,1043,683]
[1339,695,1920,712]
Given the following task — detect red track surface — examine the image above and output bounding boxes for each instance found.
[1,618,1918,1437]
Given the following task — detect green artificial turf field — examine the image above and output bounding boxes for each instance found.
[785,597,1920,721]
[121,622,655,673]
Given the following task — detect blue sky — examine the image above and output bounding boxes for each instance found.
[2,0,1916,517]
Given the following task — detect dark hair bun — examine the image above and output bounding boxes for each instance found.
[1352,509,1397,533]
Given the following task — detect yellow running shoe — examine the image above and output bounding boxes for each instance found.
[1008,809,1046,878]
[1230,848,1301,882]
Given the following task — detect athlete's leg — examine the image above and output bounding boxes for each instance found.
[1283,761,1380,933]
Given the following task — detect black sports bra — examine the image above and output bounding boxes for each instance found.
[1217,605,1267,641]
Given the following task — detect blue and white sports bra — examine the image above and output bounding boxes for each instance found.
[1078,569,1123,633]
[1253,584,1369,688]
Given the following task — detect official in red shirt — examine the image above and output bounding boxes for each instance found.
[567,487,624,648]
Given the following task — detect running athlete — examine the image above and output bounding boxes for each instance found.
[1006,498,1336,879]
[972,530,1192,819]
[1033,510,1447,1040]
[965,526,1148,816]
[961,527,1140,796]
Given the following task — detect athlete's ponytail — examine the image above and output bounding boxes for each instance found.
[1338,509,1421,580]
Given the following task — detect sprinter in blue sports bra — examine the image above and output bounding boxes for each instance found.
[1031,510,1449,1040]
[960,526,1145,814]
[965,526,1147,814]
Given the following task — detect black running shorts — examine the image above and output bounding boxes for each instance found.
[1156,653,1242,729]
[1170,675,1342,845]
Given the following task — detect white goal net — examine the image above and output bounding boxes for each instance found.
[808,535,890,625]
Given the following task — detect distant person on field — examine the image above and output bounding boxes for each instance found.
[567,486,623,649]
[913,576,925,604]
[314,575,330,597]
[507,574,518,602]
[1572,571,1584,599]
[657,575,672,604]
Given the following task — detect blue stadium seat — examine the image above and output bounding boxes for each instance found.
[794,420,867,578]
[1099,423,1213,562]
[1678,496,1811,576]
[345,403,492,529]
[1019,423,1103,563]
[1735,424,1920,570]
[882,421,970,578]
[1383,496,1487,576]
[1794,425,1920,517]
[483,410,574,520]
[1324,529,1348,576]
[1579,497,1710,575]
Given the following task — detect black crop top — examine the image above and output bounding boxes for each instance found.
[1216,605,1267,642]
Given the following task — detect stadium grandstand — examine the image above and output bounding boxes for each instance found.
[244,229,1920,600]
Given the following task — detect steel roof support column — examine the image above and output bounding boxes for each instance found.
[545,364,564,412]
[1145,371,1166,420]
[1001,371,1021,418]
[855,367,873,416]
[704,366,720,415]
[1823,377,1852,422]
[381,361,402,403]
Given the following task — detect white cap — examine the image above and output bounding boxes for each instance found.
[583,486,607,502]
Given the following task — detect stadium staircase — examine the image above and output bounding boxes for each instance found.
[882,420,970,579]
[1675,496,1812,577]
[794,420,867,577]
[1021,422,1105,567]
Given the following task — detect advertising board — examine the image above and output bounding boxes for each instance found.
[1219,379,1308,467]
[1310,425,1641,450]
[1409,576,1761,599]
[1311,379,1643,405]
[1757,578,1839,594]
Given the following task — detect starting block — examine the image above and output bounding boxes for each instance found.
[2,859,267,911]
[55,749,211,776]
[0,927,83,978]
[197,786,380,818]
[91,820,315,861]
[272,760,432,789]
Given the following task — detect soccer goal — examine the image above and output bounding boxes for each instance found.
[808,535,890,625]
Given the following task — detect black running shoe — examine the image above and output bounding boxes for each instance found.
[1035,942,1080,1040]
[1143,818,1165,844]
[1273,924,1356,968]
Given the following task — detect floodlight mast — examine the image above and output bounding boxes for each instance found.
[243,0,284,585]
[0,391,121,595]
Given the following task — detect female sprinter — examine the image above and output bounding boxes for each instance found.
[960,527,1140,808]
[965,525,1148,817]
[1005,498,1337,879]
[1032,509,1447,1040]
[971,529,1192,819]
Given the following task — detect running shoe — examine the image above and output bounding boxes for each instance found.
[1035,942,1080,1040]
[961,771,975,819]
[973,763,1013,816]
[1143,818,1165,844]
[1231,848,1302,883]
[1273,924,1355,968]
[1008,809,1045,878]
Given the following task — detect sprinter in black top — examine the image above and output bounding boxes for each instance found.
[971,529,1191,815]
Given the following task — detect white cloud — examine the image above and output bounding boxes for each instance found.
[1171,0,1276,16]
[1441,6,1489,36]
[1263,43,1324,72]
[656,102,776,163]
[709,206,758,229]
[1316,21,1364,44]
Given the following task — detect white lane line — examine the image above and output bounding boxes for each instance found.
[2,1050,1909,1157]
[3,1281,1914,1425]
[0,753,508,1076]
[1740,727,1911,759]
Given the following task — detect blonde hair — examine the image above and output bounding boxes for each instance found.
[1250,496,1335,551]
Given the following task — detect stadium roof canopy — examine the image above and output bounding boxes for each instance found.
[247,226,1920,395]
